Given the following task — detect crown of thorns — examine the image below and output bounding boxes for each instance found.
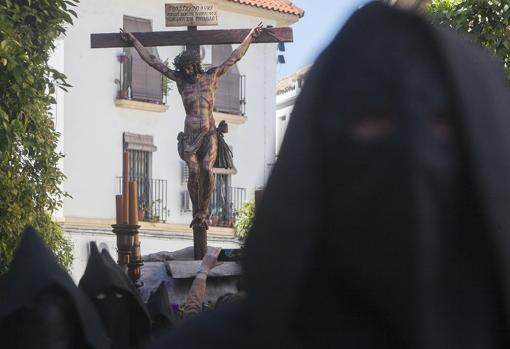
[173,50,201,70]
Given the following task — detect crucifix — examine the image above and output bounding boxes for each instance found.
[91,3,293,260]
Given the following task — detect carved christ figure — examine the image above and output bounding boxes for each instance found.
[121,23,262,231]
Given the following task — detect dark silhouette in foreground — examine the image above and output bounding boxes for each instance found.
[0,229,230,348]
[0,227,109,349]
[79,243,152,348]
[149,2,510,348]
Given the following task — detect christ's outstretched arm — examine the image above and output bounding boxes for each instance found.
[120,29,178,81]
[213,22,263,78]
[183,247,222,319]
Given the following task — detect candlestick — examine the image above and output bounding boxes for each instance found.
[115,194,123,224]
[122,150,129,224]
[129,181,138,225]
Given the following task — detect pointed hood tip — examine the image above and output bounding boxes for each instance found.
[89,241,100,257]
[147,281,173,324]
[1,228,111,349]
[22,224,38,236]
[18,225,45,250]
[156,281,167,293]
[10,225,60,272]
[148,281,168,304]
[100,248,115,263]
[81,242,153,338]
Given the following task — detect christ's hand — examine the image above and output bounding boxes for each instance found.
[120,28,135,43]
[198,247,222,274]
[249,22,263,39]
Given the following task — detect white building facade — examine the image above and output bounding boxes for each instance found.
[50,0,303,280]
[275,65,309,155]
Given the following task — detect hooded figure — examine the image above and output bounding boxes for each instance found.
[79,243,152,349]
[146,282,177,334]
[0,226,109,349]
[149,2,510,348]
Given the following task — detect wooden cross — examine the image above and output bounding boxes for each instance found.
[90,26,293,49]
[93,10,292,261]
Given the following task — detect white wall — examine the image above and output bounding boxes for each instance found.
[275,106,291,154]
[48,38,66,220]
[275,82,300,155]
[58,0,279,224]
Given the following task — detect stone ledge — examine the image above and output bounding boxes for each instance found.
[115,99,168,113]
[64,225,239,244]
[60,216,235,236]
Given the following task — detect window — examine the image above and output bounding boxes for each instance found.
[181,161,189,184]
[209,174,232,226]
[179,162,245,226]
[123,16,163,103]
[212,45,246,115]
[208,174,246,227]
[120,133,168,222]
[125,134,153,220]
[128,149,151,182]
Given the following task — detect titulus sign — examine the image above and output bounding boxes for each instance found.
[165,3,218,27]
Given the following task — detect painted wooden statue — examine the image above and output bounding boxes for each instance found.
[120,23,262,258]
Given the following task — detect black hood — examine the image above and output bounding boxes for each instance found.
[0,226,110,349]
[79,242,151,348]
[241,2,510,348]
[101,247,150,312]
[79,242,127,297]
[149,2,510,348]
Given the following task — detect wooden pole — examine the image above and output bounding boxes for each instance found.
[129,181,138,225]
[128,232,143,287]
[115,195,123,224]
[193,225,207,260]
[186,26,200,57]
[122,150,129,224]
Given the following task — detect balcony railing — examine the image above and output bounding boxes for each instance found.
[208,186,246,228]
[117,176,168,223]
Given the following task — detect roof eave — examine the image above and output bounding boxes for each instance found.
[208,0,303,25]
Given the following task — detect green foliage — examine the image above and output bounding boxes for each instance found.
[161,58,174,99]
[426,0,510,79]
[234,200,255,241]
[0,0,79,273]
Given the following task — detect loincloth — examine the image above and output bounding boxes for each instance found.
[177,128,234,169]
[177,131,209,159]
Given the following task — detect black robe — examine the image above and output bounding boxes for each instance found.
[79,242,152,349]
[0,226,109,349]
[149,2,510,348]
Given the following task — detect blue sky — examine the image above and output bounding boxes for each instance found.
[276,0,370,79]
